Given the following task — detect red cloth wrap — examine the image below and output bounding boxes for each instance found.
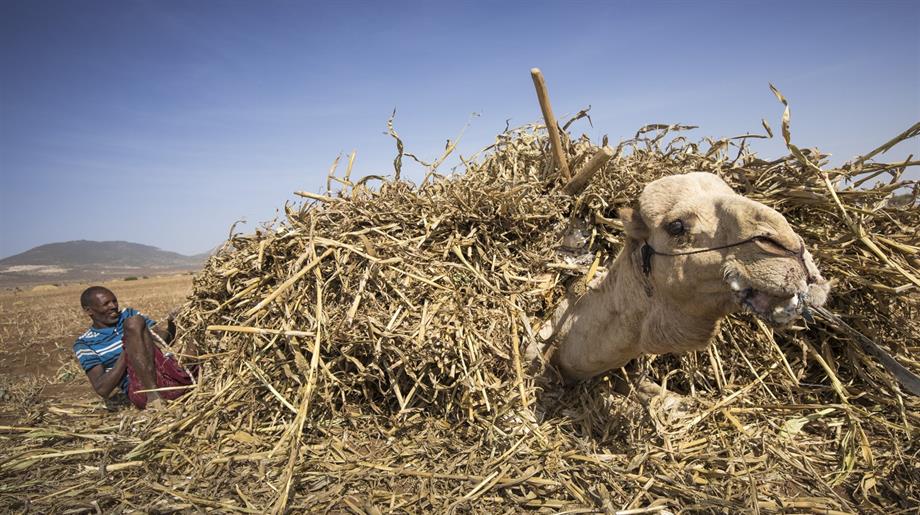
[126,346,197,409]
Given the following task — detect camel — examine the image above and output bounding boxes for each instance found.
[540,172,831,382]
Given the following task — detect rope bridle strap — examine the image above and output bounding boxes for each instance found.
[640,235,804,276]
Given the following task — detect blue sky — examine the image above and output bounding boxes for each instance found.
[1,1,917,258]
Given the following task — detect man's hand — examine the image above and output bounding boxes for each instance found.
[152,315,177,344]
[85,353,128,398]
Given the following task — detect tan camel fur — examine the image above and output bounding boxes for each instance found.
[546,172,830,381]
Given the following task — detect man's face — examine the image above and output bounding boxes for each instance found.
[85,290,120,328]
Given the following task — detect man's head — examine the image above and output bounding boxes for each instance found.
[80,286,120,328]
[620,172,830,325]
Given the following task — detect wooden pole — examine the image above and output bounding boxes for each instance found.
[530,68,571,181]
[564,146,615,195]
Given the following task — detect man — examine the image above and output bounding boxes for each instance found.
[73,286,198,409]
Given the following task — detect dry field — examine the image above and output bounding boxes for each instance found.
[0,275,193,425]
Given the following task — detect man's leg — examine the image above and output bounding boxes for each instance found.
[123,315,163,407]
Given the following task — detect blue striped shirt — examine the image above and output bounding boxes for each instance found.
[73,308,154,392]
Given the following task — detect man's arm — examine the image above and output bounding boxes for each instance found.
[84,354,127,398]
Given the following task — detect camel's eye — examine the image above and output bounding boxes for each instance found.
[666,220,686,236]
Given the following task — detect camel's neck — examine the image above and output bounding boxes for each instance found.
[554,240,722,380]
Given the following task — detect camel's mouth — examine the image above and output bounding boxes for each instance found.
[726,274,808,325]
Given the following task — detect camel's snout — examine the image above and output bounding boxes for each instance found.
[725,238,830,326]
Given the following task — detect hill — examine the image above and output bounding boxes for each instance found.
[0,240,203,268]
[0,240,206,287]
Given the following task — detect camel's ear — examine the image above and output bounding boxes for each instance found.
[619,207,649,241]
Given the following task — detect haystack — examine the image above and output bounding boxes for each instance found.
[2,86,918,513]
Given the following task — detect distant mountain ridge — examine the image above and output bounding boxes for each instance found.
[0,240,206,268]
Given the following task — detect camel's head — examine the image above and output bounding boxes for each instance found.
[620,172,830,325]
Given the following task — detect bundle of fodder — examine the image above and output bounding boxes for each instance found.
[3,110,918,514]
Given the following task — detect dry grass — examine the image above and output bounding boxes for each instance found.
[1,94,918,513]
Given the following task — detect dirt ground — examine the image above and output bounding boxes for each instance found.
[0,275,193,426]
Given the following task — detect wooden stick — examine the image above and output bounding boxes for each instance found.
[530,68,571,181]
[564,145,615,194]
